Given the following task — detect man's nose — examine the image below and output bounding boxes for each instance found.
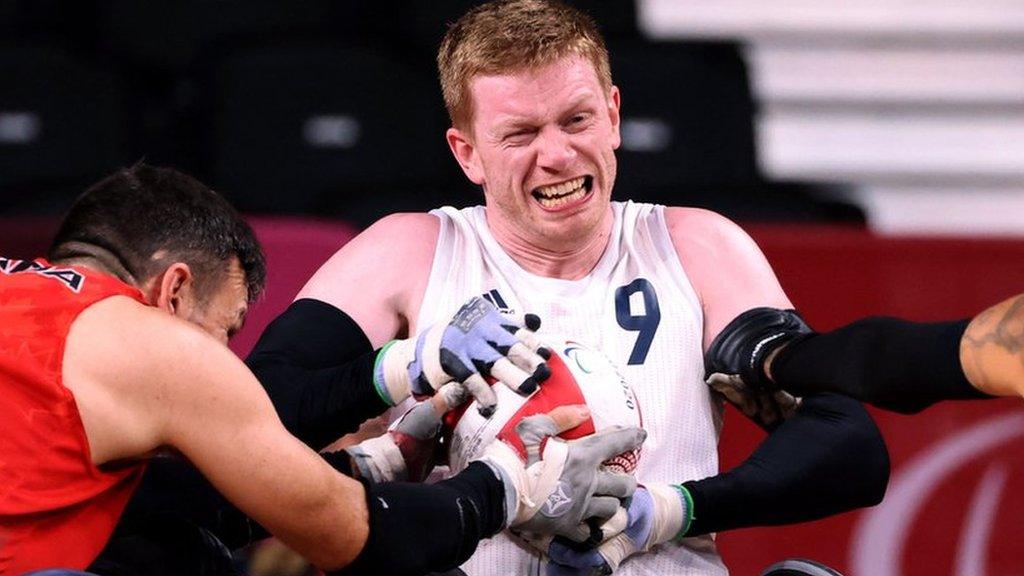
[535,127,576,171]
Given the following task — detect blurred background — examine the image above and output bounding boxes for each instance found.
[2,1,1023,575]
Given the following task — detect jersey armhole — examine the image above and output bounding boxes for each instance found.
[650,206,704,328]
[411,209,453,334]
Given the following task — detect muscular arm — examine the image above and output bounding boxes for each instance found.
[764,316,987,413]
[667,208,888,525]
[666,208,792,350]
[246,299,388,448]
[67,296,370,569]
[69,296,511,574]
[757,296,1015,412]
[247,213,438,447]
[295,212,438,346]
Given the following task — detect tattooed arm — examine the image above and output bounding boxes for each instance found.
[961,294,1024,398]
[717,297,1022,413]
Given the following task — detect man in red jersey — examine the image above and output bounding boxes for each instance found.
[0,163,643,575]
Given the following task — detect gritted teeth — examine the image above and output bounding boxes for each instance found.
[531,176,593,209]
[532,176,587,199]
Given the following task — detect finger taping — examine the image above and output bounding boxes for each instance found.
[507,341,546,374]
[462,372,497,418]
[435,382,470,412]
[490,357,536,395]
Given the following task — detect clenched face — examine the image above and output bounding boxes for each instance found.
[448,55,621,249]
[181,258,249,345]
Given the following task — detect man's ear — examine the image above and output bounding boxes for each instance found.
[607,85,622,150]
[446,127,484,185]
[145,262,194,316]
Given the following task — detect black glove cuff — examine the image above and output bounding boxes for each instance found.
[705,307,813,390]
[336,462,505,576]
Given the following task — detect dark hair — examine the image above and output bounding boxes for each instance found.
[48,163,266,303]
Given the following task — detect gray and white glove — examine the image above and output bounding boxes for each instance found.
[345,390,458,483]
[545,483,691,575]
[374,296,551,416]
[476,406,645,542]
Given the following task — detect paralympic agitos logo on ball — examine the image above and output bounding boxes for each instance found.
[444,337,643,474]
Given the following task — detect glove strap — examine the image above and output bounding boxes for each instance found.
[374,339,413,406]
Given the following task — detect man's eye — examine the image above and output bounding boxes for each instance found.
[566,114,591,130]
[505,130,534,144]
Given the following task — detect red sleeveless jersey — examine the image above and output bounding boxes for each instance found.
[0,258,148,574]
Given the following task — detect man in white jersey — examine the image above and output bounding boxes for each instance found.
[247,1,889,574]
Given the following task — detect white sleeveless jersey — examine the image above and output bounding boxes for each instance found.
[415,201,727,576]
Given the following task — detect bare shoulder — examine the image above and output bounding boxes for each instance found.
[65,295,256,462]
[318,212,439,265]
[296,211,441,344]
[69,296,250,398]
[664,207,759,264]
[360,212,441,242]
[663,207,791,348]
[75,295,213,354]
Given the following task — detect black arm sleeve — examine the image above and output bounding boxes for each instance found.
[683,393,889,537]
[772,317,990,414]
[246,299,391,448]
[336,462,507,576]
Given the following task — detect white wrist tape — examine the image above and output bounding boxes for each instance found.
[346,434,407,483]
[643,483,688,548]
[375,339,414,406]
[477,438,570,528]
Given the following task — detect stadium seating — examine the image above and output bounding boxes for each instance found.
[200,41,453,214]
[0,43,127,212]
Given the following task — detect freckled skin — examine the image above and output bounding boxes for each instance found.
[447,56,623,279]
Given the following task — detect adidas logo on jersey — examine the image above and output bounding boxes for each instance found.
[481,288,515,315]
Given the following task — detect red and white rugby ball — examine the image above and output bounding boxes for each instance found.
[443,337,643,474]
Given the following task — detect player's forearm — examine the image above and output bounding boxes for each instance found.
[681,394,889,536]
[247,299,390,448]
[769,317,990,413]
[960,294,1024,398]
[336,462,508,576]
